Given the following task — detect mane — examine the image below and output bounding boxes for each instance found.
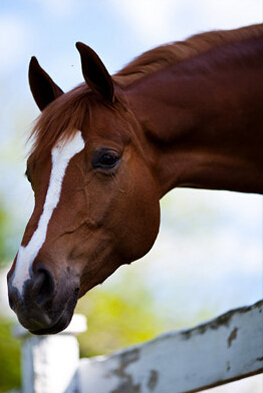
[29,84,92,161]
[113,24,263,87]
[29,24,263,161]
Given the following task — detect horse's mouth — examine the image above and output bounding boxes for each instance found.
[17,287,80,335]
[29,311,72,335]
[31,290,79,335]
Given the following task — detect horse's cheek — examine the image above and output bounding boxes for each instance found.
[118,171,160,263]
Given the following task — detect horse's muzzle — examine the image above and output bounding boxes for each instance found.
[7,264,79,335]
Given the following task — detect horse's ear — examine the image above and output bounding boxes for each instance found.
[29,57,64,111]
[76,42,114,103]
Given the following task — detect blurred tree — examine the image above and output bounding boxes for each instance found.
[0,194,22,392]
[0,318,21,393]
[0,196,13,267]
[76,272,168,357]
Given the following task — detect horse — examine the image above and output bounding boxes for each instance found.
[7,24,263,334]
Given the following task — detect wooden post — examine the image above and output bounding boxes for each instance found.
[13,314,87,393]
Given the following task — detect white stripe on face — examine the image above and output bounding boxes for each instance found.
[12,130,85,296]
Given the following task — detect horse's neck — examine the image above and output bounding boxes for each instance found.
[126,36,263,196]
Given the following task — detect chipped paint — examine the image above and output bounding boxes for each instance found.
[147,370,158,391]
[77,300,263,393]
[111,348,141,393]
[227,327,238,347]
[180,300,263,341]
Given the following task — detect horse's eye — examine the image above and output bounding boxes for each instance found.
[92,150,120,169]
[99,154,119,167]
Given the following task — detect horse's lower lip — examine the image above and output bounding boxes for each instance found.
[29,311,72,335]
[28,307,74,335]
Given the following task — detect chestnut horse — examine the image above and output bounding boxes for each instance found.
[8,24,263,334]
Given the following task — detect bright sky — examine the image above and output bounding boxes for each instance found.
[0,0,262,323]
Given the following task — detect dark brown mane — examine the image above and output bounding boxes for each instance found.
[29,24,263,161]
[113,24,263,87]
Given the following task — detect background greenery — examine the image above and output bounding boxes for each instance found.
[0,203,21,392]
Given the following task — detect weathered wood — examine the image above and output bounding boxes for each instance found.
[77,300,263,393]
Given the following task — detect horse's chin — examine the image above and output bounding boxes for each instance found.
[29,310,73,335]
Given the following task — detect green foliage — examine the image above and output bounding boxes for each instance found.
[0,198,13,265]
[76,273,167,358]
[0,317,21,393]
[0,197,21,392]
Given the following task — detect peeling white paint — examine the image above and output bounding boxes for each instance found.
[77,301,263,393]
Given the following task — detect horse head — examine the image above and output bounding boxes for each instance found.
[7,43,160,334]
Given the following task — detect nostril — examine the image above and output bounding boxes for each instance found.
[33,267,55,306]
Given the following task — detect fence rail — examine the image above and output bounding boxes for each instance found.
[13,300,263,393]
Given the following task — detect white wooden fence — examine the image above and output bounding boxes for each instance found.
[13,300,263,393]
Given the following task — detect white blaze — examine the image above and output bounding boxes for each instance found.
[12,130,85,296]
